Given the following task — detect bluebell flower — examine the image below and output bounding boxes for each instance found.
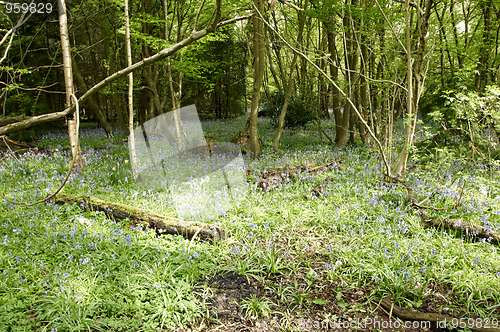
[473,256,479,265]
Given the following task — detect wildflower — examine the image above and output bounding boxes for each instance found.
[473,256,479,266]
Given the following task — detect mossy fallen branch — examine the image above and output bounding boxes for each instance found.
[418,209,500,245]
[53,193,226,244]
[253,160,342,192]
[381,297,500,332]
[387,175,500,246]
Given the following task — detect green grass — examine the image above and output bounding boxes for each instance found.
[1,117,500,330]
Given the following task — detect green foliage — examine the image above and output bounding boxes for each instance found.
[240,295,273,318]
[2,112,500,330]
[4,91,52,117]
[419,86,500,161]
[260,90,316,127]
[183,26,247,118]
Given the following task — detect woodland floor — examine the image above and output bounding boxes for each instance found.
[1,117,499,331]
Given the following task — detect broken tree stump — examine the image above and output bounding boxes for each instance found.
[53,193,227,244]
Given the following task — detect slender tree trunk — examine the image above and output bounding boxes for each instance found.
[125,0,138,176]
[100,16,127,131]
[477,0,493,91]
[393,0,433,175]
[325,22,341,142]
[249,0,265,157]
[58,0,82,169]
[357,0,370,145]
[337,0,358,147]
[164,0,183,111]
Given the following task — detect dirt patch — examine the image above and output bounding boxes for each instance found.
[196,272,279,331]
[206,272,259,322]
[194,270,453,332]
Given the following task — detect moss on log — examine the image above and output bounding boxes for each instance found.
[419,209,500,246]
[54,193,226,243]
[380,297,500,332]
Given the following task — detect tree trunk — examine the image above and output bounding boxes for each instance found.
[476,0,493,91]
[325,21,341,143]
[58,0,83,170]
[249,0,265,157]
[357,0,370,146]
[101,24,127,131]
[125,0,138,177]
[393,0,433,175]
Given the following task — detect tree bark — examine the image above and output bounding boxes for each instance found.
[325,21,341,143]
[58,0,83,170]
[393,0,433,175]
[249,0,265,157]
[54,194,226,243]
[125,0,138,178]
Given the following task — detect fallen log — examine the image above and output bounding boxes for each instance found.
[255,160,342,192]
[53,193,226,244]
[304,176,334,200]
[380,297,500,332]
[387,175,500,246]
[0,115,28,127]
[418,209,500,246]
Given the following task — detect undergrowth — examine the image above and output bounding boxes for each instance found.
[0,117,499,331]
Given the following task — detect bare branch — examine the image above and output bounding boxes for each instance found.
[216,14,254,28]
[0,5,33,64]
[279,0,304,11]
[374,0,407,54]
[193,0,208,32]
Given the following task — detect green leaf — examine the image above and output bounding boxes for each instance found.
[313,299,328,305]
